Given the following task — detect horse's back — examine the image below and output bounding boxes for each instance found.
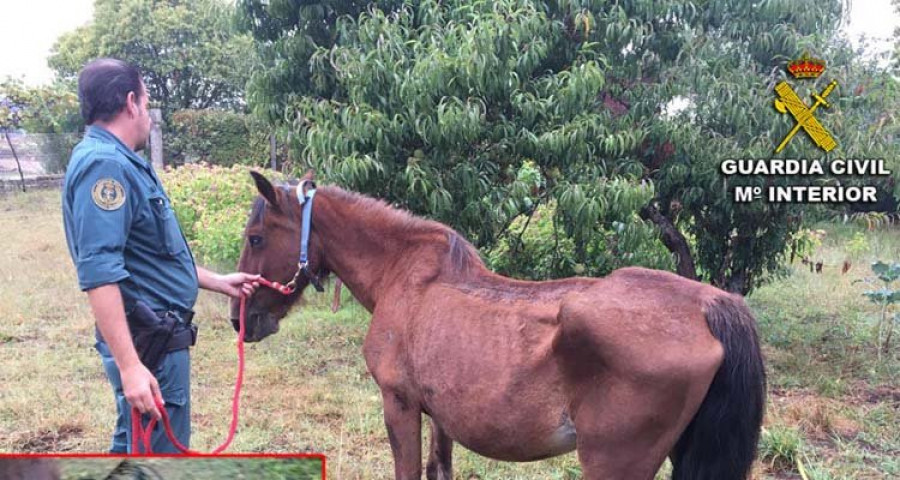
[555,266,726,379]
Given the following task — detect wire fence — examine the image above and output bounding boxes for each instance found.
[0,131,80,179]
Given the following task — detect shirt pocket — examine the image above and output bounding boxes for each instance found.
[147,193,187,257]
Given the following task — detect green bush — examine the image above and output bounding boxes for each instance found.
[483,161,674,280]
[486,200,675,280]
[845,231,870,258]
[161,163,284,267]
[166,109,271,167]
[487,202,579,280]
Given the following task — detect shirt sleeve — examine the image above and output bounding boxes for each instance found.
[69,157,134,291]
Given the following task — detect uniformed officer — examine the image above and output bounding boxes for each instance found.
[62,58,260,453]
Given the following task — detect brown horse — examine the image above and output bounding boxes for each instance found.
[232,171,766,480]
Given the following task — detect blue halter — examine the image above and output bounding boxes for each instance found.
[294,181,324,293]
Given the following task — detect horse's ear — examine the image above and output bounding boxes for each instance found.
[250,170,279,209]
[300,169,315,182]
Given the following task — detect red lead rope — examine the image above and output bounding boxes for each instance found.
[131,277,294,455]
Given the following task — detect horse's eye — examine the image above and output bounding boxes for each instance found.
[248,235,263,247]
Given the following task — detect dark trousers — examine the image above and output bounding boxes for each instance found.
[95,341,191,453]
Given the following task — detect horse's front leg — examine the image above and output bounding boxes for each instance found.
[381,388,423,480]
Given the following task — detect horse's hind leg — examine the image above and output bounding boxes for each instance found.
[573,378,687,480]
[425,417,453,480]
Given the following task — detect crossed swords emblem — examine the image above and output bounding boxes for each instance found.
[773,80,838,153]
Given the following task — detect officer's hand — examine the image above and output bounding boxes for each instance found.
[217,272,261,299]
[121,363,163,420]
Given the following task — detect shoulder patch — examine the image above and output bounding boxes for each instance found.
[91,178,127,211]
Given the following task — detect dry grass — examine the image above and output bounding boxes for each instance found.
[1,189,898,479]
[750,222,900,480]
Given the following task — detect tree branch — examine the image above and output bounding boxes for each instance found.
[4,130,26,192]
[640,202,698,280]
[511,195,542,256]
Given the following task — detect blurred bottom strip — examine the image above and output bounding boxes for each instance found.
[0,454,326,480]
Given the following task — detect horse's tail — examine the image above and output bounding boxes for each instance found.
[671,295,766,480]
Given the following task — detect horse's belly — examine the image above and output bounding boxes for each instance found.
[412,289,576,459]
[426,394,577,461]
[453,414,577,461]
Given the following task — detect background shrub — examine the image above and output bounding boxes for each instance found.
[161,163,284,268]
[166,109,271,167]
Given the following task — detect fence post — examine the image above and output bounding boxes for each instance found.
[149,109,164,168]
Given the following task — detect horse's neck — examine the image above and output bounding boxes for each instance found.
[313,192,411,312]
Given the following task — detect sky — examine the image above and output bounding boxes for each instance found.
[0,0,897,86]
[0,0,95,85]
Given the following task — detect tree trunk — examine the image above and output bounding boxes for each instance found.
[270,132,277,170]
[724,269,750,295]
[285,131,292,172]
[640,202,698,280]
[720,236,752,295]
[4,130,26,192]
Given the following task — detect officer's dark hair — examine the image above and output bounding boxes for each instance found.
[77,58,145,125]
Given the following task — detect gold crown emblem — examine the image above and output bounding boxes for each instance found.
[787,53,826,79]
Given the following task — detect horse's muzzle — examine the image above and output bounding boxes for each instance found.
[232,312,280,342]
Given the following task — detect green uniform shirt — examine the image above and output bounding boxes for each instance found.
[62,125,198,315]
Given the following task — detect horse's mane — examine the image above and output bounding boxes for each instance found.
[318,186,485,277]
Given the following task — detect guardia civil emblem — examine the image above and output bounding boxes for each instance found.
[91,178,126,211]
[773,53,838,153]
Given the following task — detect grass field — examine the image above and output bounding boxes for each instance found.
[1,189,898,479]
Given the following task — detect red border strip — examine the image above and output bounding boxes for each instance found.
[0,453,327,479]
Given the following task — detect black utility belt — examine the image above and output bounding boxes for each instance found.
[127,301,198,372]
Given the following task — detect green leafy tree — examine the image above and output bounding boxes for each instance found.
[648,2,899,292]
[0,78,82,172]
[49,0,258,119]
[236,0,404,123]
[264,0,686,281]
[246,0,898,293]
[0,79,81,134]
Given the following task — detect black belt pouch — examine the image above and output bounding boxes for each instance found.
[127,301,178,372]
